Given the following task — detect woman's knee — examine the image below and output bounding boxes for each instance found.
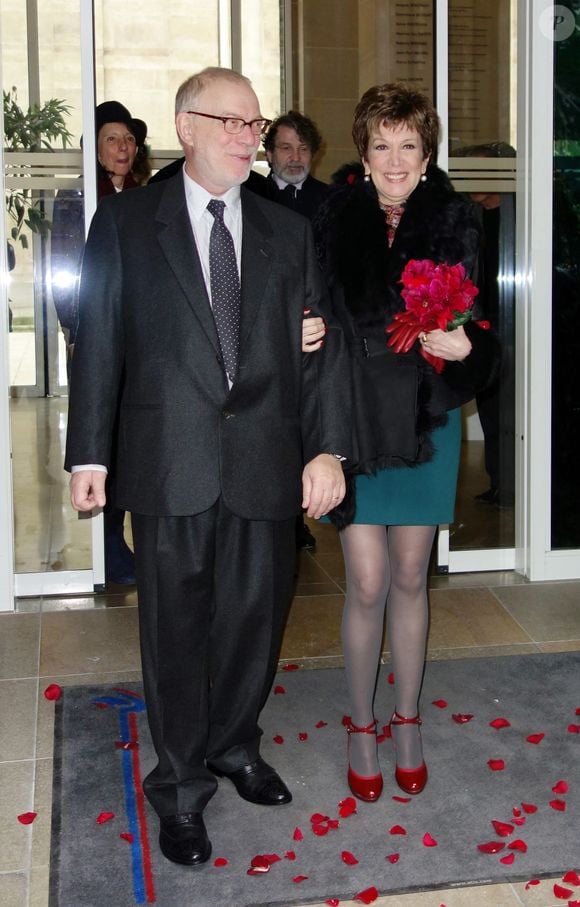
[347,568,389,608]
[390,557,427,597]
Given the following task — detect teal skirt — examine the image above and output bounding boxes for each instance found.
[323,408,461,527]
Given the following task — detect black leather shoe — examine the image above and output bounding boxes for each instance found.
[207,756,292,806]
[474,486,499,505]
[159,813,212,866]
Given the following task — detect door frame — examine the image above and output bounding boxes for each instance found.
[519,0,580,579]
[0,0,103,608]
[433,0,518,574]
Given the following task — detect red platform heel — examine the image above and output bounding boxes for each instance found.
[342,715,383,802]
[389,710,428,795]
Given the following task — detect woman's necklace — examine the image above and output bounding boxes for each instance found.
[380,202,406,247]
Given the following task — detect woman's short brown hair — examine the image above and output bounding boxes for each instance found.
[352,83,440,161]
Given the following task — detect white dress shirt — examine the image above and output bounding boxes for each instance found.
[183,165,243,293]
[271,173,306,192]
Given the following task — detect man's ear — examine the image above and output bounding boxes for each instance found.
[176,112,194,149]
[265,149,273,165]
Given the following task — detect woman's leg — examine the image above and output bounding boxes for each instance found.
[340,523,390,777]
[386,524,436,768]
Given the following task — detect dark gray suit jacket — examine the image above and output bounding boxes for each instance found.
[65,173,351,519]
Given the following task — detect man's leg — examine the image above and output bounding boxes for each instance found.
[131,510,219,818]
[206,503,295,776]
[475,385,500,501]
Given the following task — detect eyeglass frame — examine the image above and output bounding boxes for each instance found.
[186,111,272,135]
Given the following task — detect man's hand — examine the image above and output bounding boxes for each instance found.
[70,470,107,512]
[302,453,346,519]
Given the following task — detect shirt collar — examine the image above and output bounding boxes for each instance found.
[182,165,242,221]
[271,173,306,192]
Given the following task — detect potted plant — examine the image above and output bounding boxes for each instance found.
[4,86,73,249]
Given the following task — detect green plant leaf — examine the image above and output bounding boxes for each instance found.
[4,87,73,240]
[3,87,73,151]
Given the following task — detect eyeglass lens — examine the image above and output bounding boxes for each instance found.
[224,118,268,135]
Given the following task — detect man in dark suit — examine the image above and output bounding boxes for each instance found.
[65,67,350,867]
[263,110,329,219]
[150,146,325,548]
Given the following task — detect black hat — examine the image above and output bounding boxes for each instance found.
[95,101,147,147]
[131,118,148,148]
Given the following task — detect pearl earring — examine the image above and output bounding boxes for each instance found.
[364,173,371,182]
[420,173,427,182]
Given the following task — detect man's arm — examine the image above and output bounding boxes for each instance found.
[299,223,352,512]
[51,191,85,340]
[64,198,125,474]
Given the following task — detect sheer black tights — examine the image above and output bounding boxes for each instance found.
[340,524,436,777]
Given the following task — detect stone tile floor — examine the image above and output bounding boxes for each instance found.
[2,519,580,905]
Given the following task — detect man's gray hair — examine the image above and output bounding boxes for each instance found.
[175,68,252,116]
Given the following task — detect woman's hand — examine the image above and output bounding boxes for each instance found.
[302,309,326,352]
[420,325,472,362]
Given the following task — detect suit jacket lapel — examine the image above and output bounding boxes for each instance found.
[239,187,274,351]
[155,174,220,356]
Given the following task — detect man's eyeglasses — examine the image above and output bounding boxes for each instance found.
[186,111,272,135]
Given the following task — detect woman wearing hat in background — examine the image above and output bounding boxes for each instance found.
[51,101,149,585]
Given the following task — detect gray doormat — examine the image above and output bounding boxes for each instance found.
[49,653,580,906]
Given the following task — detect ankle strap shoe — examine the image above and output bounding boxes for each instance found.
[342,716,383,802]
[389,711,428,795]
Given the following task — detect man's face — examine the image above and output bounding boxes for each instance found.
[469,192,501,210]
[177,79,262,195]
[267,125,313,185]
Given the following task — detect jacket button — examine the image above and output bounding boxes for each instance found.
[222,410,235,419]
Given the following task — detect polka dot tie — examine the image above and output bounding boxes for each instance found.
[207,199,241,383]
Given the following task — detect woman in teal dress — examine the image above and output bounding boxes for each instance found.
[303,83,499,803]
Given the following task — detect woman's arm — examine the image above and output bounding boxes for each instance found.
[432,320,501,396]
[302,311,326,352]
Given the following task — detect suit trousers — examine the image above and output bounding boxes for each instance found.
[131,499,296,817]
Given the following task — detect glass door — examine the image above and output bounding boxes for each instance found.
[437,0,518,573]
[551,0,580,552]
[2,0,95,596]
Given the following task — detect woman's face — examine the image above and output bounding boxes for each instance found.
[97,122,137,179]
[363,122,429,206]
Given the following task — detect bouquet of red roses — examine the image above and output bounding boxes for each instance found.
[385,259,480,373]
